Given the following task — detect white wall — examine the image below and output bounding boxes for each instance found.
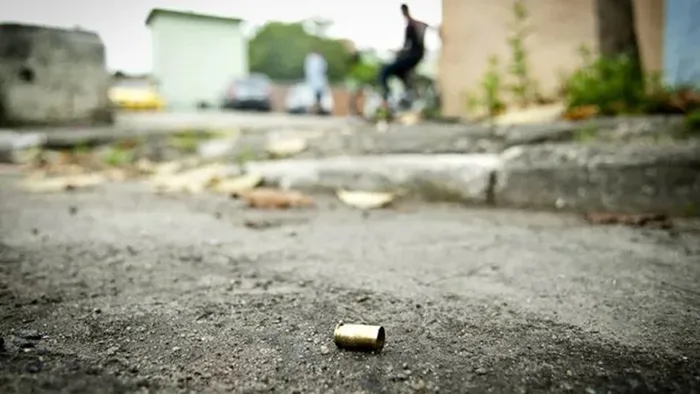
[149,13,247,110]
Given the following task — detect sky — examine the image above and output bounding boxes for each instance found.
[1,0,442,74]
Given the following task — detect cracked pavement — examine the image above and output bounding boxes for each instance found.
[1,172,699,393]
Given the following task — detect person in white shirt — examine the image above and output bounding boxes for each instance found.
[304,48,328,114]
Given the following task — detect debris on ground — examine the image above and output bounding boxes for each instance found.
[336,189,395,210]
[397,111,421,126]
[196,135,240,160]
[148,160,184,176]
[232,188,314,209]
[265,136,307,157]
[333,322,385,353]
[583,212,673,229]
[562,105,600,121]
[210,173,262,194]
[0,131,46,164]
[493,103,567,125]
[243,219,282,230]
[22,173,106,193]
[148,163,234,194]
[16,329,43,341]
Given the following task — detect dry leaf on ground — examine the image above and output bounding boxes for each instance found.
[102,168,129,181]
[233,188,313,209]
[583,212,672,229]
[562,105,599,121]
[493,103,566,125]
[148,163,231,194]
[336,189,395,210]
[265,137,307,157]
[211,173,262,194]
[22,173,105,193]
[153,161,184,176]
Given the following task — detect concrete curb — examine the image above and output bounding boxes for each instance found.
[244,143,700,215]
[245,154,501,204]
[0,131,46,163]
[495,143,700,215]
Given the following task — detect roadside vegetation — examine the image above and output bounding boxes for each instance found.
[466,0,700,133]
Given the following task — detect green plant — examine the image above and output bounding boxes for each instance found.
[465,56,506,117]
[103,146,134,167]
[506,0,536,106]
[479,56,506,117]
[564,46,646,115]
[71,143,90,155]
[167,130,232,153]
[684,108,700,135]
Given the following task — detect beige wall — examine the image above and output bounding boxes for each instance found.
[635,0,664,74]
[439,0,664,118]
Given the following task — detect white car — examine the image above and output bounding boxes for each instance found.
[285,83,334,115]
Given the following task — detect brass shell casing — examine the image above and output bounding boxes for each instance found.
[333,322,385,352]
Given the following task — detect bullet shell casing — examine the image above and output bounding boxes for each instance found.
[333,322,385,352]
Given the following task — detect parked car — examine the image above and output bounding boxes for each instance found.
[222,74,272,111]
[284,83,333,115]
[109,78,164,111]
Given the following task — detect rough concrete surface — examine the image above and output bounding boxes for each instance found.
[498,116,687,148]
[0,131,45,163]
[496,143,700,214]
[1,173,699,393]
[246,154,499,202]
[0,23,112,128]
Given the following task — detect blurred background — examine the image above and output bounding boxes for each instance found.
[1,0,699,122]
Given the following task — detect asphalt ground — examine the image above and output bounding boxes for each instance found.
[1,175,699,393]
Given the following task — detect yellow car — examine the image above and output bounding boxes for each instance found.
[109,78,165,111]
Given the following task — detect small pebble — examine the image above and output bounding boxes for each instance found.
[25,360,43,373]
[320,345,330,355]
[392,373,409,381]
[475,367,487,375]
[17,329,43,340]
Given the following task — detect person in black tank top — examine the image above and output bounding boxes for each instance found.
[377,4,435,114]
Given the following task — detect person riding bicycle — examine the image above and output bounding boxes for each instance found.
[377,4,439,116]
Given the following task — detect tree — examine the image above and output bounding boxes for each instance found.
[594,0,643,81]
[248,21,351,82]
[305,17,333,37]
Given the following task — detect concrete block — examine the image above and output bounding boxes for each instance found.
[0,23,113,128]
[0,130,46,163]
[245,154,501,204]
[495,143,700,215]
